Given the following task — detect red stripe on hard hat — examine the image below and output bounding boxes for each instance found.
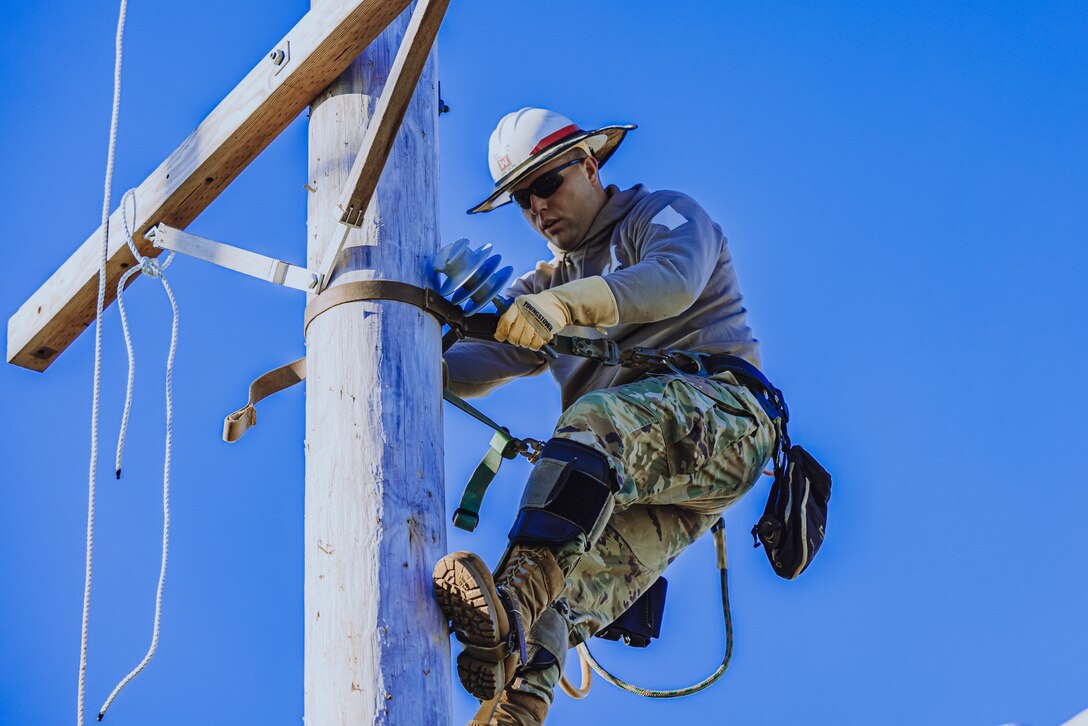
[531,124,581,155]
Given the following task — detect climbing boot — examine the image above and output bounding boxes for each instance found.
[433,546,564,700]
[468,687,550,726]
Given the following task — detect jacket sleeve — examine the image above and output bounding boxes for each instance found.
[443,266,550,398]
[603,193,725,324]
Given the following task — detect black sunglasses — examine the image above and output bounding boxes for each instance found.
[510,158,585,210]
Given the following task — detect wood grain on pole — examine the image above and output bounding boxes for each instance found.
[304,2,450,723]
[315,0,451,289]
[7,0,410,372]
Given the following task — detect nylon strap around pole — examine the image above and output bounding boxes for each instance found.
[303,280,464,336]
[230,281,538,532]
[225,280,463,441]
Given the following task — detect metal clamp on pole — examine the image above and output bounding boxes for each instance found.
[312,0,452,294]
[312,206,365,293]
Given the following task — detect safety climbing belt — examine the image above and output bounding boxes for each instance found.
[228,283,553,532]
[302,279,497,342]
[228,280,783,702]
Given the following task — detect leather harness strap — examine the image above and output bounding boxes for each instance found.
[223,357,306,443]
[227,280,457,443]
[303,279,465,336]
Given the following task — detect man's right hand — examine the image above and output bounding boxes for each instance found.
[495,291,570,350]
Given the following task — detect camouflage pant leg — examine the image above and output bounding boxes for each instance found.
[548,372,776,644]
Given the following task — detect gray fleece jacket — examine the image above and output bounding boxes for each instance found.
[445,184,759,410]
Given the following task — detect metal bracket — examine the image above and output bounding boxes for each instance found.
[149,223,319,292]
[312,0,450,293]
[312,208,365,293]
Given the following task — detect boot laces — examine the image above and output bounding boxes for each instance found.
[498,547,549,592]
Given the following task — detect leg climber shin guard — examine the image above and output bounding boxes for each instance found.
[522,606,570,676]
[434,440,615,702]
[508,438,619,552]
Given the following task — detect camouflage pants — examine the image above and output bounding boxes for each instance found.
[506,371,776,714]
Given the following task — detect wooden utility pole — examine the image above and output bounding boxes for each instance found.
[9,1,454,721]
[304,3,451,723]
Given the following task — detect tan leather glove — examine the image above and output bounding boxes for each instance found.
[496,276,619,351]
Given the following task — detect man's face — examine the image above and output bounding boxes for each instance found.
[511,154,605,251]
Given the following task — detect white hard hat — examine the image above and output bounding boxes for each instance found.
[468,107,635,214]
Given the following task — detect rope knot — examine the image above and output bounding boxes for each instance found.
[138,256,163,279]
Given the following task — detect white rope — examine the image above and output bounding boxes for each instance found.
[80,1,181,718]
[96,191,178,722]
[114,192,175,478]
[80,0,129,722]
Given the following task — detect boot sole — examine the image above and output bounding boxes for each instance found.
[457,650,518,704]
[433,552,512,700]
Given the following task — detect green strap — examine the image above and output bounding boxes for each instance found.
[443,388,511,436]
[443,388,543,531]
[453,430,520,531]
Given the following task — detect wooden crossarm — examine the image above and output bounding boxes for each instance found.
[7,0,412,372]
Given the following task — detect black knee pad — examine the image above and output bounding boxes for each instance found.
[508,439,618,548]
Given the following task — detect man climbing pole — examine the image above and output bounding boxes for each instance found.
[434,107,777,725]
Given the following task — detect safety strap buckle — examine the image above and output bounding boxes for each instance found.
[568,337,620,365]
[616,346,714,376]
[664,349,712,376]
[452,508,479,531]
[618,346,671,369]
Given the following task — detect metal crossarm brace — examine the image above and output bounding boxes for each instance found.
[315,0,450,291]
[149,224,317,292]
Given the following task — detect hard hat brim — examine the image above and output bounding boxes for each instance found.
[467,124,636,215]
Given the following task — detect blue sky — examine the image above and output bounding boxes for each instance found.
[2,1,1086,724]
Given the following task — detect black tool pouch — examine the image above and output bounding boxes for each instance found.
[752,444,831,579]
[595,577,668,647]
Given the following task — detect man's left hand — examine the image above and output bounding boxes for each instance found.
[496,291,570,350]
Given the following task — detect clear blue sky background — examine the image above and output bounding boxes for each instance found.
[2,1,1086,724]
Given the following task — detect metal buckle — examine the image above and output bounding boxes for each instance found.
[619,346,671,369]
[663,349,711,376]
[569,337,620,366]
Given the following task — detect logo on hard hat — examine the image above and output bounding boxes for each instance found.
[497,154,512,173]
